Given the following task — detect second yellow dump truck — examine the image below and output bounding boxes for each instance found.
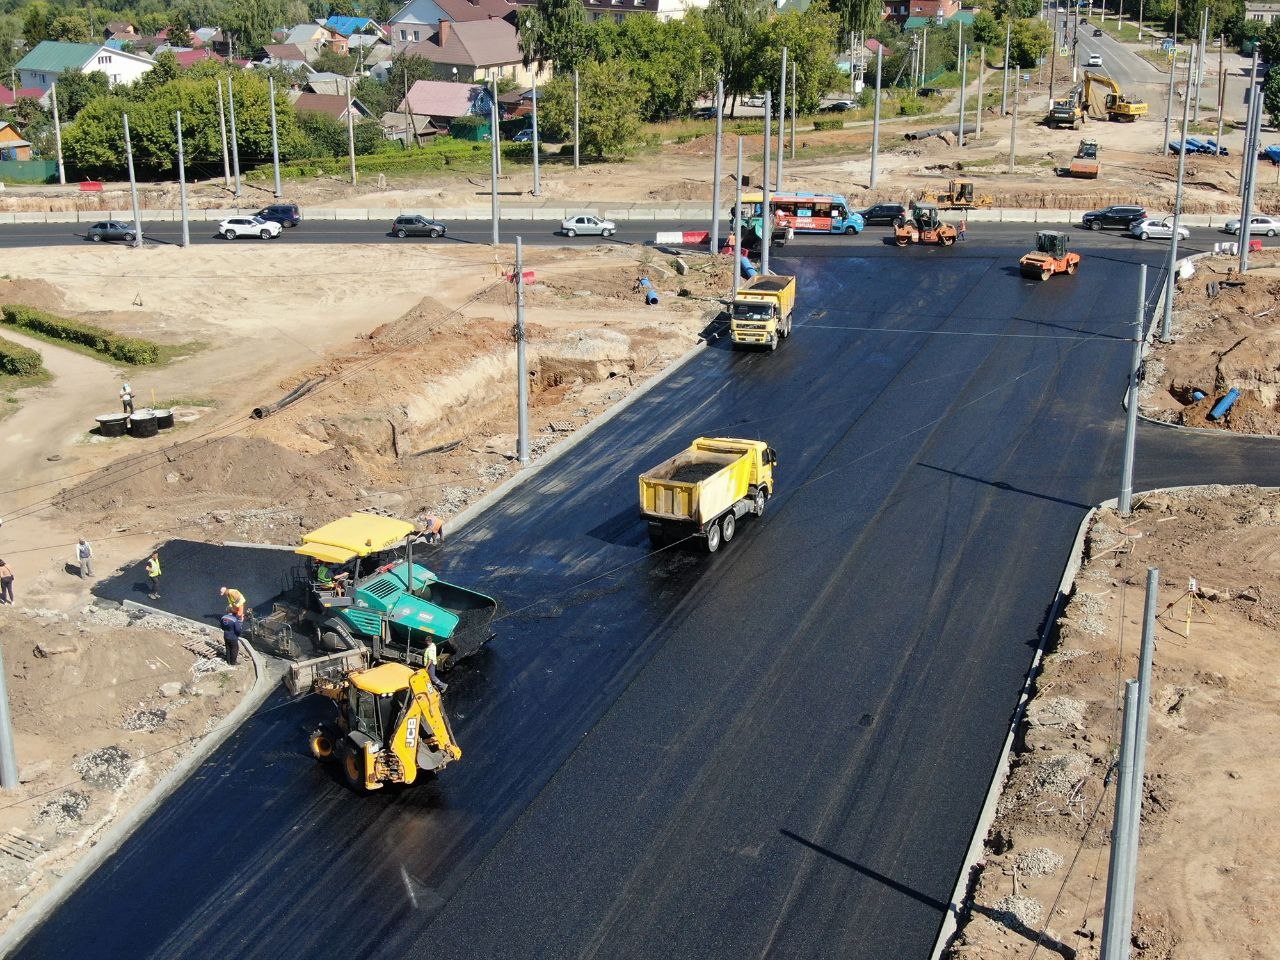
[730,275,796,349]
[639,437,776,552]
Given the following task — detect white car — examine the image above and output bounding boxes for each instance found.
[1222,214,1279,236]
[1129,217,1190,241]
[218,216,282,240]
[1087,53,1103,67]
[560,215,616,238]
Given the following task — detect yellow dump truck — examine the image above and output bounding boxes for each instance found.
[639,437,776,553]
[730,275,797,349]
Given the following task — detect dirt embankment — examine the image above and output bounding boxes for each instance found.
[0,606,251,936]
[948,486,1280,960]
[1142,252,1280,436]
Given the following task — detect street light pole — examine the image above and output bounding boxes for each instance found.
[269,76,282,199]
[870,46,883,189]
[1120,263,1145,516]
[1162,49,1176,156]
[572,67,580,169]
[531,72,541,197]
[957,46,967,148]
[50,82,66,185]
[762,90,771,277]
[123,113,143,249]
[216,78,231,189]
[490,87,501,246]
[1001,20,1011,115]
[515,236,529,466]
[1160,45,1194,342]
[776,46,787,190]
[227,74,242,199]
[733,138,743,303]
[176,110,190,249]
[1008,72,1018,173]
[711,78,723,252]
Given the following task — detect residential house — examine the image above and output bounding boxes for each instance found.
[398,18,538,85]
[289,91,375,121]
[174,49,225,69]
[261,44,314,70]
[15,41,155,94]
[304,73,355,95]
[888,0,960,23]
[103,21,136,40]
[0,120,33,161]
[1244,0,1280,22]
[281,23,340,61]
[387,0,520,44]
[395,78,492,129]
[324,16,387,37]
[0,85,47,107]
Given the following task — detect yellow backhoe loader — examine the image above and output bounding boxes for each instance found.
[1083,72,1148,122]
[917,179,994,210]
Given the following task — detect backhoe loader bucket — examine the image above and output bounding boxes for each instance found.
[286,647,370,696]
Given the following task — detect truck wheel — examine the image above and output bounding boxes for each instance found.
[721,512,736,543]
[1067,260,1078,275]
[310,728,336,762]
[769,336,778,352]
[705,522,722,554]
[340,741,369,791]
[754,488,766,516]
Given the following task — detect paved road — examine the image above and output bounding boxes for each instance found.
[14,237,1280,960]
[0,218,1231,251]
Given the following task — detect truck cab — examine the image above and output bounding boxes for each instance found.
[730,275,797,349]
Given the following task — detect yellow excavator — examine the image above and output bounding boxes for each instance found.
[917,179,994,211]
[1083,72,1148,122]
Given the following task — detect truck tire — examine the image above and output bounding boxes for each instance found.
[310,728,336,762]
[340,740,370,792]
[705,522,722,554]
[754,488,766,516]
[720,512,736,544]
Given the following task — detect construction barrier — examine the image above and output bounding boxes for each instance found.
[654,231,710,245]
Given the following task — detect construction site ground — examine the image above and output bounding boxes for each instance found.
[1,64,1278,951]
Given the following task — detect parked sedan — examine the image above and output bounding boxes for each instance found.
[512,128,535,142]
[86,220,137,242]
[858,202,907,226]
[821,100,855,112]
[1129,217,1190,241]
[391,214,447,238]
[218,216,282,240]
[560,215,616,238]
[1222,214,1280,236]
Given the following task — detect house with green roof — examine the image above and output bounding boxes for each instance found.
[16,40,155,95]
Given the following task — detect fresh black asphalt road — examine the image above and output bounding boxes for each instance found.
[16,237,1280,960]
[0,218,1236,251]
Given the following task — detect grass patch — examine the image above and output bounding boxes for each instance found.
[156,395,217,408]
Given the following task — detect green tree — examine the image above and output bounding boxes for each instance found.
[537,58,643,158]
[22,3,52,46]
[590,14,715,120]
[1264,64,1280,128]
[747,7,842,114]
[1009,17,1050,68]
[131,50,181,95]
[826,0,885,34]
[970,11,1003,48]
[223,0,299,51]
[518,0,591,71]
[168,20,193,48]
[48,13,92,43]
[313,47,355,75]
[54,68,109,121]
[1260,18,1280,64]
[705,0,771,110]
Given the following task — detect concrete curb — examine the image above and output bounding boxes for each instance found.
[0,602,275,956]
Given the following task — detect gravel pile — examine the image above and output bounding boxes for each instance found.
[122,708,168,732]
[1028,752,1090,797]
[1067,591,1107,635]
[989,895,1044,928]
[1026,696,1086,731]
[1014,847,1065,878]
[72,746,136,790]
[35,790,91,828]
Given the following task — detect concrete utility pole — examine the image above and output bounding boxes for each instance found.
[1161,45,1194,342]
[958,46,967,148]
[515,236,529,466]
[790,65,796,160]
[123,113,143,249]
[491,79,502,178]
[403,71,412,150]
[1008,73,1018,173]
[1138,0,1145,39]
[762,90,771,277]
[1002,20,1011,115]
[227,75,242,199]
[50,82,66,186]
[269,77,282,199]
[216,79,231,189]
[1239,69,1264,273]
[345,77,357,186]
[732,137,743,303]
[1120,262,1145,517]
[776,46,787,191]
[1239,49,1261,197]
[1162,49,1177,156]
[976,47,985,139]
[572,67,580,169]
[1100,679,1140,960]
[922,30,928,87]
[870,45,883,189]
[1049,22,1058,103]
[0,639,18,790]
[531,72,541,197]
[711,78,723,252]
[849,30,855,97]
[176,110,190,248]
[490,87,501,245]
[1214,36,1225,156]
[1194,7,1207,121]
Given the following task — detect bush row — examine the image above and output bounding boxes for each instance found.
[0,334,44,376]
[1,305,160,365]
[256,138,540,181]
[812,119,845,131]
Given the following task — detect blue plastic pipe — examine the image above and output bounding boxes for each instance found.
[1208,388,1240,420]
[639,277,659,305]
[740,256,757,279]
[1191,389,1206,402]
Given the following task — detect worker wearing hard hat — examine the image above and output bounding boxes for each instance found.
[220,586,246,619]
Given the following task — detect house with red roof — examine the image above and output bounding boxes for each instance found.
[174,49,224,69]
